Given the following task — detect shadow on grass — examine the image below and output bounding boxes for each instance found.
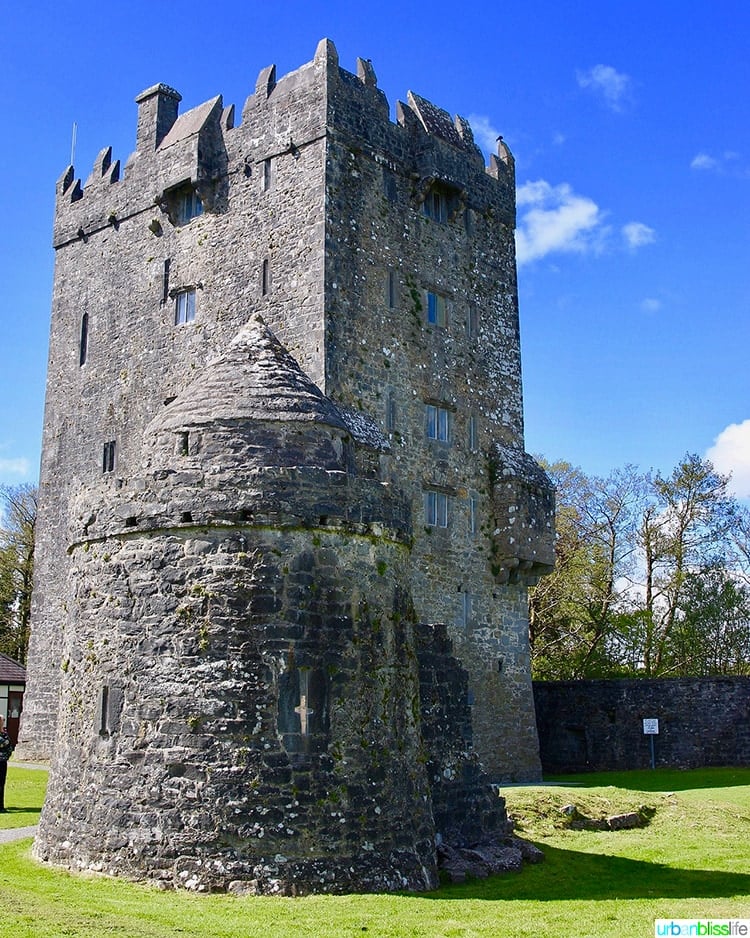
[545,767,750,793]
[428,843,750,902]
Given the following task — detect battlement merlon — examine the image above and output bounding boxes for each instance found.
[52,38,516,246]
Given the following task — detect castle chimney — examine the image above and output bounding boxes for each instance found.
[135,84,182,151]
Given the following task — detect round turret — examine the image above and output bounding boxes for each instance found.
[36,317,436,894]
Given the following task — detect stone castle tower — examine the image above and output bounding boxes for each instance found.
[23,40,554,892]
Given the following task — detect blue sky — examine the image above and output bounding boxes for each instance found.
[1,0,748,495]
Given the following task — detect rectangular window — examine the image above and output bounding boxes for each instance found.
[423,188,447,222]
[177,189,203,225]
[162,259,171,305]
[467,305,479,338]
[263,158,273,191]
[102,440,116,473]
[425,490,449,528]
[383,168,398,201]
[99,685,110,736]
[387,270,397,308]
[426,291,447,326]
[175,288,196,325]
[426,404,450,442]
[469,494,479,536]
[386,394,396,431]
[79,313,89,366]
[469,414,478,451]
[461,591,473,628]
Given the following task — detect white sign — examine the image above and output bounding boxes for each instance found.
[643,718,659,735]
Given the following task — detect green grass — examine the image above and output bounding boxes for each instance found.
[1,766,748,937]
[0,764,48,828]
[548,765,750,793]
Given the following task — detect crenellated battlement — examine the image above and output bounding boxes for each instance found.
[53,38,515,247]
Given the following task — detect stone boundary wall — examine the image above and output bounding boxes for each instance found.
[533,677,750,774]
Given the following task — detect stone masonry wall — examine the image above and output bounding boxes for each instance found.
[22,40,553,790]
[320,46,546,780]
[23,47,332,759]
[36,524,441,893]
[534,678,750,774]
[33,315,513,893]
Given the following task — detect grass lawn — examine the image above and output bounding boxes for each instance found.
[0,765,748,937]
[0,763,48,829]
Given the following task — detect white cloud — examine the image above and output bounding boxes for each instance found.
[691,151,750,176]
[691,152,720,171]
[706,419,750,499]
[467,114,502,157]
[577,65,633,112]
[622,221,656,249]
[0,457,31,478]
[515,180,604,265]
[640,298,662,313]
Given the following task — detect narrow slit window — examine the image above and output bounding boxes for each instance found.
[385,394,396,431]
[102,440,116,473]
[295,669,313,738]
[461,591,473,628]
[469,414,478,451]
[425,490,449,528]
[263,158,273,191]
[387,269,397,308]
[175,288,196,325]
[162,259,171,305]
[383,169,398,202]
[426,404,450,442]
[262,258,270,296]
[99,685,110,735]
[469,493,478,536]
[79,313,89,366]
[467,305,479,338]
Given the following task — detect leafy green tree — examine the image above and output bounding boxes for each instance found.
[639,455,739,675]
[666,567,750,675]
[0,484,37,664]
[529,461,644,678]
[530,454,749,680]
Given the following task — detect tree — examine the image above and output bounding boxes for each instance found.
[529,461,645,678]
[667,566,750,676]
[638,454,739,675]
[529,453,749,680]
[0,484,37,664]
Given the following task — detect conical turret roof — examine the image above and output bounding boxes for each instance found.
[149,314,348,433]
